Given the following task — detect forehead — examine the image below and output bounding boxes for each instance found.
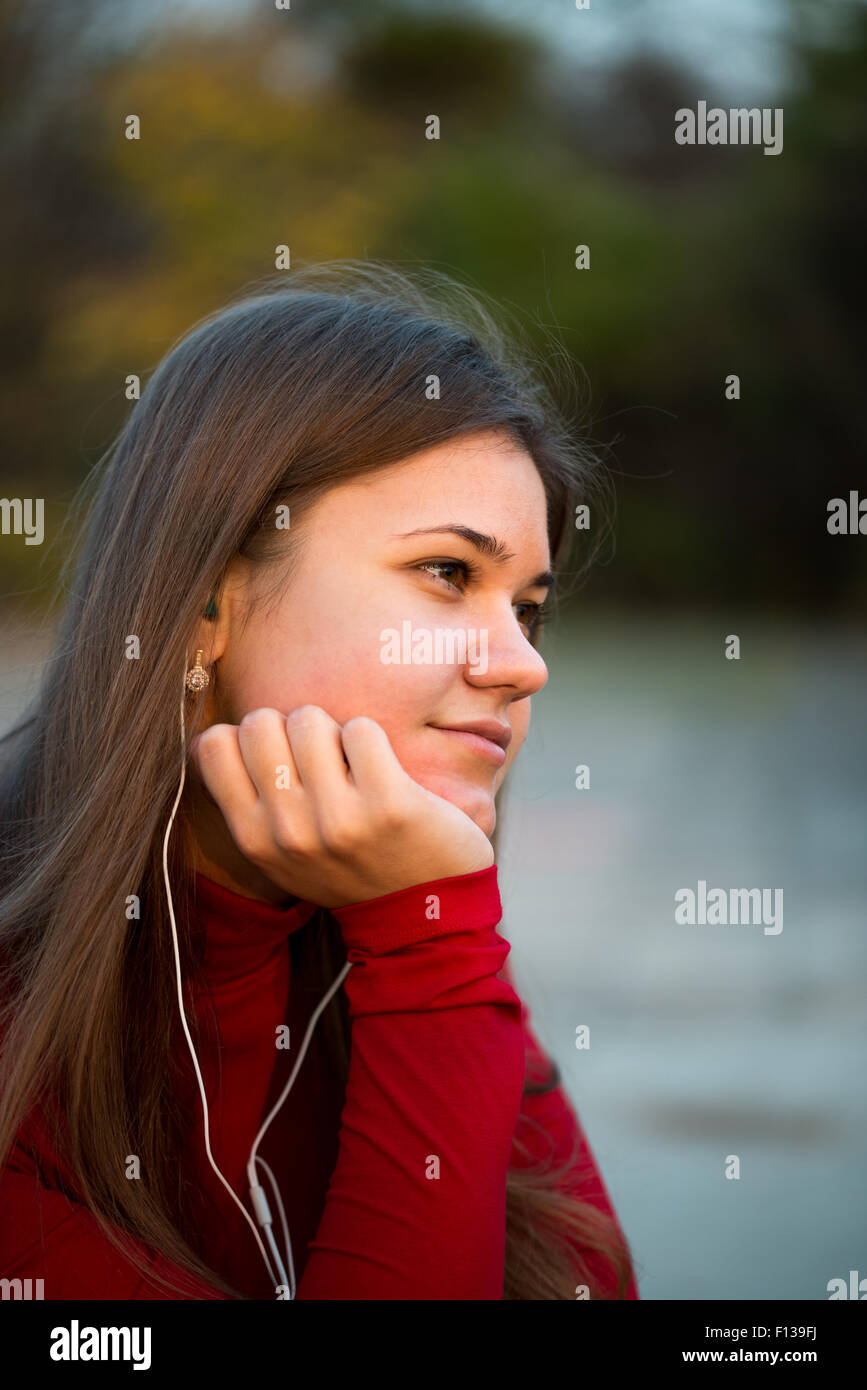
[308,432,549,542]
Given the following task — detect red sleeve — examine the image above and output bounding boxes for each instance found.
[500,955,640,1300]
[296,863,525,1300]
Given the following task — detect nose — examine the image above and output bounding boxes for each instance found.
[462,604,548,698]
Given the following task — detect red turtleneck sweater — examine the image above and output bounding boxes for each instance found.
[0,866,638,1300]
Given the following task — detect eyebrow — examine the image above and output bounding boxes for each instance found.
[393,524,555,591]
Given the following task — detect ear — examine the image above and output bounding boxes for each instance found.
[189,556,249,667]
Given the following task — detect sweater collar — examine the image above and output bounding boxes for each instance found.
[191,871,319,988]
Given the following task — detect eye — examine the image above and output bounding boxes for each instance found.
[415,558,550,641]
[415,557,478,590]
[515,600,550,641]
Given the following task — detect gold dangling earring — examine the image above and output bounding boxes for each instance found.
[185,650,210,694]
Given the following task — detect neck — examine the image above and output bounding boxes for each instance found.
[187,777,296,907]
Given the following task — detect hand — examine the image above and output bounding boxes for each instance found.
[187,705,495,909]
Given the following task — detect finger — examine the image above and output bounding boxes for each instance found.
[235,708,302,808]
[187,733,216,805]
[284,705,354,806]
[190,722,260,829]
[339,716,408,798]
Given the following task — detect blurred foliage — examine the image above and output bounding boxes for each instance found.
[0,0,864,613]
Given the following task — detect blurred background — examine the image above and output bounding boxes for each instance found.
[1,0,865,1298]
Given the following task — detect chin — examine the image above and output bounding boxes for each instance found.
[416,771,496,838]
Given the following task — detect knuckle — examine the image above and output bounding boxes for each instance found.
[272,813,316,857]
[270,819,296,854]
[240,707,280,731]
[287,704,323,724]
[195,723,230,757]
[342,715,379,736]
[375,793,405,831]
[232,818,264,861]
[317,809,360,850]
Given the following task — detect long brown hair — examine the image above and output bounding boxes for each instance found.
[0,259,634,1299]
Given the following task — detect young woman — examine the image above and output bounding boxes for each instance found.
[0,261,639,1301]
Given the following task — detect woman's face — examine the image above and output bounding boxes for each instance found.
[210,429,552,840]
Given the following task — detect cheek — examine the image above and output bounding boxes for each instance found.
[232,600,456,748]
[361,667,457,772]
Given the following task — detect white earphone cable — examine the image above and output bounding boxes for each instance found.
[162,655,352,1298]
[246,954,352,1297]
[254,1155,294,1295]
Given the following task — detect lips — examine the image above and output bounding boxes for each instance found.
[428,720,511,765]
[430,719,511,749]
